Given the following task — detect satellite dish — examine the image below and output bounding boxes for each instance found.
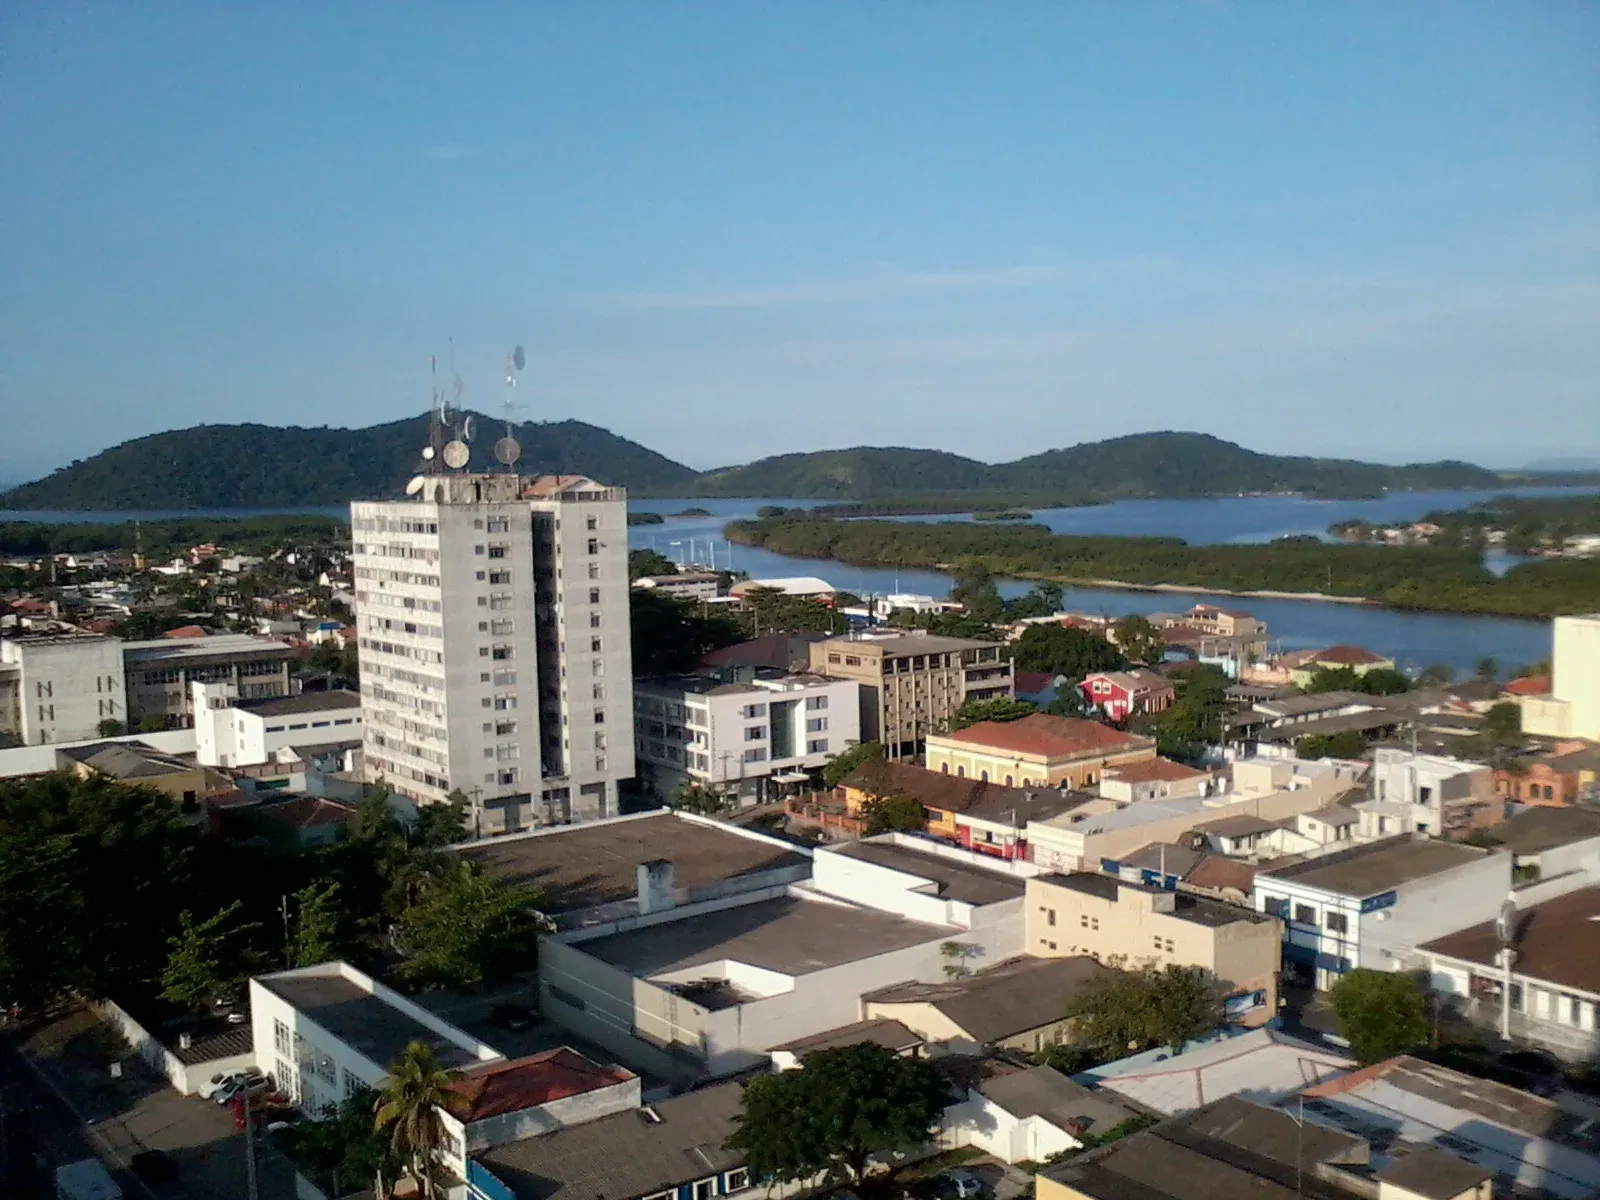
[1496,897,1517,948]
[512,344,526,371]
[494,436,522,467]
[461,415,475,442]
[405,475,426,496]
[441,440,470,470]
[421,445,436,461]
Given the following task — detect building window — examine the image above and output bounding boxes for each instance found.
[725,1169,751,1194]
[274,1019,291,1056]
[744,703,768,718]
[693,1180,717,1200]
[588,563,600,579]
[745,726,766,741]
[590,637,603,653]
[1294,904,1315,925]
[743,748,768,763]
[808,738,828,754]
[587,538,600,554]
[805,695,828,711]
[1326,912,1348,935]
[1046,909,1056,927]
[589,587,601,604]
[586,514,598,531]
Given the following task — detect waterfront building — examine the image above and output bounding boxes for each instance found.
[350,472,634,831]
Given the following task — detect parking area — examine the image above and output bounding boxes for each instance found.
[19,1006,298,1200]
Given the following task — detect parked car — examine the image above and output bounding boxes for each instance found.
[213,1071,266,1105]
[197,1069,254,1100]
[936,1170,987,1199]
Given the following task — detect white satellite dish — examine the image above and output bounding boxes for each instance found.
[461,415,475,442]
[405,475,426,496]
[442,440,470,469]
[494,436,521,467]
[421,445,436,461]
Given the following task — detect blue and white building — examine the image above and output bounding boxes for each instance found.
[1252,836,1509,990]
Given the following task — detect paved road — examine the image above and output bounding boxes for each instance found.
[1,1031,133,1200]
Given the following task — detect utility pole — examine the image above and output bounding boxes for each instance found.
[243,1086,259,1200]
[280,894,292,967]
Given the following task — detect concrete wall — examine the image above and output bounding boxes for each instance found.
[941,1092,1080,1164]
[93,999,257,1096]
[0,636,127,745]
[1363,850,1511,970]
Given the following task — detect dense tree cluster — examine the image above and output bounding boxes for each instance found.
[0,515,350,557]
[1328,969,1430,1064]
[1334,493,1600,555]
[1065,962,1226,1056]
[729,514,1600,617]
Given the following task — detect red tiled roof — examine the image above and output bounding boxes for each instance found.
[1104,758,1207,784]
[254,796,358,831]
[1501,676,1551,697]
[1310,645,1388,666]
[940,713,1151,761]
[1183,854,1258,894]
[161,625,210,639]
[1013,670,1058,694]
[445,1048,635,1123]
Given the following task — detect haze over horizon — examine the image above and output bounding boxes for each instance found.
[2,4,1597,482]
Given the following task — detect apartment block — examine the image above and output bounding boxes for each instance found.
[351,472,633,832]
[0,634,125,744]
[633,670,860,804]
[1026,873,1282,1024]
[809,629,1013,759]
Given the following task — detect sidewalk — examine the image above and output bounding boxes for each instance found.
[19,1005,299,1200]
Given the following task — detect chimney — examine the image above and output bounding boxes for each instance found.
[178,1032,192,1050]
[637,859,677,915]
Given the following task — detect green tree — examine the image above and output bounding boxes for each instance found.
[1111,615,1164,665]
[161,901,262,1011]
[629,588,744,674]
[1297,731,1369,760]
[669,782,734,817]
[283,1086,400,1195]
[1302,665,1362,694]
[355,784,399,843]
[1416,664,1454,687]
[949,563,1005,623]
[1355,667,1411,696]
[395,861,544,989]
[629,548,677,580]
[137,713,170,733]
[413,793,470,847]
[1065,963,1225,1056]
[1328,969,1429,1064]
[374,1042,470,1200]
[860,794,926,836]
[95,718,126,738]
[1475,657,1499,683]
[1010,624,1127,681]
[1144,664,1230,761]
[290,881,352,968]
[822,741,885,789]
[725,1043,947,1186]
[1470,701,1525,768]
[948,696,1037,732]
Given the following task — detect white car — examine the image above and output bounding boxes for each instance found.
[197,1070,253,1100]
[213,1071,267,1105]
[938,1171,987,1199]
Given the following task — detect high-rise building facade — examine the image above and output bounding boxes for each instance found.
[351,472,633,832]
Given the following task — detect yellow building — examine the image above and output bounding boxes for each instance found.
[1286,644,1397,688]
[1026,873,1282,1025]
[56,740,208,811]
[924,713,1155,789]
[1521,614,1600,741]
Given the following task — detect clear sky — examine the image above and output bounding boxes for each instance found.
[2,3,1596,481]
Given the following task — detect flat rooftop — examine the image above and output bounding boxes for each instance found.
[123,634,292,662]
[577,894,957,979]
[830,841,1026,905]
[1490,806,1600,856]
[457,812,809,913]
[1259,836,1493,898]
[634,671,834,697]
[818,630,1002,654]
[1036,871,1275,928]
[255,971,479,1071]
[235,690,361,716]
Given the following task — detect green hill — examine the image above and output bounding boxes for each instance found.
[691,447,993,498]
[0,414,699,510]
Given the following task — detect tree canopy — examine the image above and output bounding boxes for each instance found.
[860,794,927,836]
[948,696,1037,732]
[1111,615,1164,665]
[375,1041,469,1200]
[1065,963,1225,1057]
[725,1043,948,1185]
[393,860,545,989]
[1011,624,1127,681]
[822,741,885,789]
[1328,969,1430,1064]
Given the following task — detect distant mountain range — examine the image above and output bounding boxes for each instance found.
[0,419,1520,511]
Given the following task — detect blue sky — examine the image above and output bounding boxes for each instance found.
[1,3,1596,480]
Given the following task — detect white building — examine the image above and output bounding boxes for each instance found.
[631,572,721,601]
[729,576,836,599]
[191,680,363,767]
[633,670,861,804]
[0,634,126,744]
[351,472,634,832]
[1253,836,1511,990]
[1367,747,1497,839]
[1521,613,1600,741]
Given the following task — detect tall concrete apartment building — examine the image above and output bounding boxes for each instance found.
[808,629,1014,759]
[351,472,634,833]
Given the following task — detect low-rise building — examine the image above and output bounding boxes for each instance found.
[123,633,293,727]
[1485,805,1600,881]
[1287,644,1397,688]
[632,670,860,804]
[191,682,362,768]
[925,714,1156,789]
[1422,886,1600,1060]
[809,629,1014,759]
[766,1018,923,1070]
[730,576,836,600]
[944,1062,1142,1164]
[631,572,721,601]
[1098,758,1211,804]
[862,955,1112,1056]
[1494,742,1600,808]
[1369,748,1499,837]
[1078,669,1175,722]
[56,739,207,810]
[1254,836,1511,989]
[1026,873,1282,1024]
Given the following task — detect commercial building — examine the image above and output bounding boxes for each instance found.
[925,714,1156,789]
[1494,742,1600,807]
[1368,748,1499,837]
[351,472,634,831]
[632,670,860,804]
[191,682,362,767]
[1422,886,1600,1060]
[1254,836,1511,989]
[1026,872,1282,1023]
[122,633,293,726]
[1520,614,1600,740]
[808,629,1014,759]
[0,634,126,744]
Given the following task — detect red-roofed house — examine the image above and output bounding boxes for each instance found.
[161,624,210,639]
[1502,675,1552,698]
[924,713,1156,789]
[1288,645,1396,687]
[1078,668,1176,722]
[438,1047,640,1178]
[1100,757,1212,804]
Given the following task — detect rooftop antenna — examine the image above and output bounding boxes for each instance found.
[494,344,525,472]
[438,337,472,470]
[1496,892,1517,1040]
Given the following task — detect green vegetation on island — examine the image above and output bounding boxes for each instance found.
[726,512,1600,617]
[973,508,1034,522]
[627,511,666,525]
[1333,492,1600,555]
[0,514,350,556]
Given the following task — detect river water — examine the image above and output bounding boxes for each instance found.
[6,486,1595,676]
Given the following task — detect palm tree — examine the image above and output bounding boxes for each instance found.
[373,1041,468,1199]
